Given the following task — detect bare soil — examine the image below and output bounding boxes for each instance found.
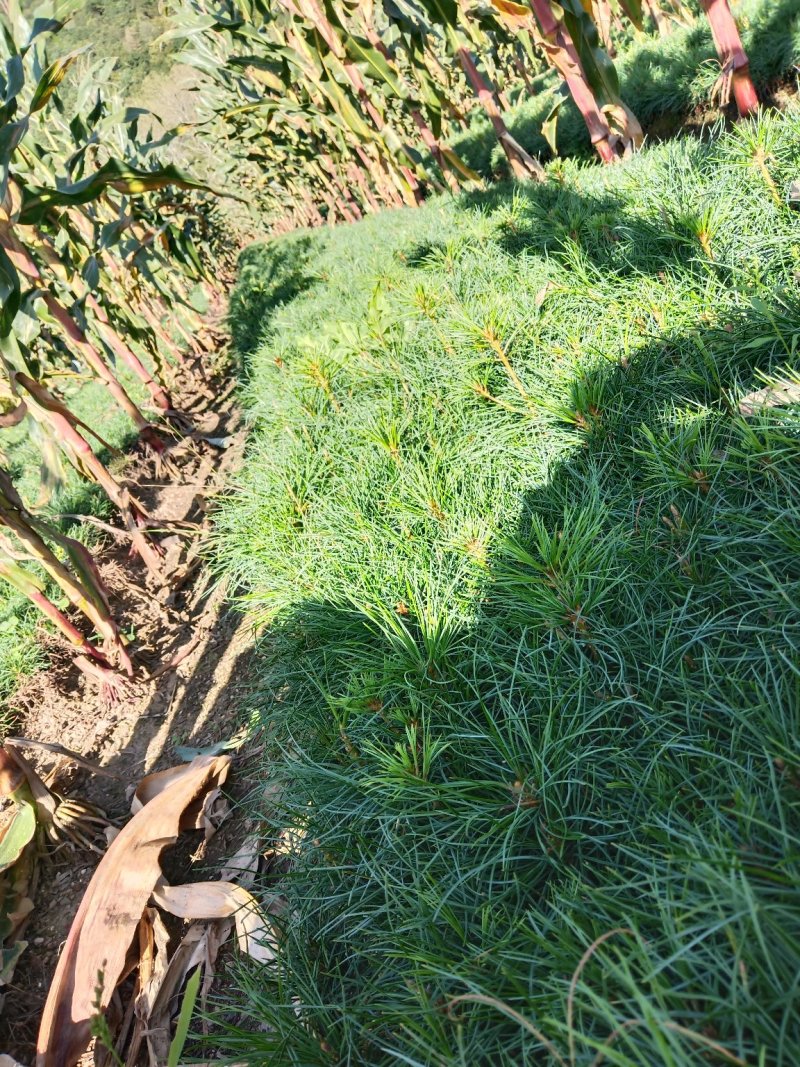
[0,330,261,1061]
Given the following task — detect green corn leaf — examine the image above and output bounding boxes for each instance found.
[317,72,374,142]
[0,558,46,599]
[559,0,621,104]
[0,781,36,873]
[19,160,215,223]
[0,941,28,983]
[541,88,568,156]
[36,521,113,616]
[415,0,461,51]
[439,146,481,183]
[615,0,644,30]
[342,34,407,99]
[25,17,66,50]
[29,47,88,112]
[167,965,202,1067]
[4,56,23,103]
[0,243,20,337]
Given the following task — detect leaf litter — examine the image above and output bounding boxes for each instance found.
[0,744,282,1067]
[0,366,279,1062]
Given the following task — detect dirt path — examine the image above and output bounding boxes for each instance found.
[0,344,259,1060]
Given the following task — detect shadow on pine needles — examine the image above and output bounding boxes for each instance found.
[208,110,800,1066]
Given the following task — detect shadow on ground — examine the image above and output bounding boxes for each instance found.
[201,287,800,1062]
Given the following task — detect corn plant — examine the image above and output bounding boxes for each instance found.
[0,1,227,683]
[168,0,760,231]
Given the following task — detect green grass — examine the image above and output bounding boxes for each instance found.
[210,108,800,1064]
[453,0,800,177]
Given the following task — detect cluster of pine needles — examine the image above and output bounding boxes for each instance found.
[214,109,800,1065]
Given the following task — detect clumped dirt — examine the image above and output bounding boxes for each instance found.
[0,327,262,1060]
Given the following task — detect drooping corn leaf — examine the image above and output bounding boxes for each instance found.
[0,243,20,336]
[29,47,87,112]
[19,160,215,224]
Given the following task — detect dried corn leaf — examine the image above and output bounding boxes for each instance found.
[142,923,209,1065]
[153,881,277,964]
[738,378,800,416]
[36,755,230,1067]
[219,834,263,890]
[124,907,171,1067]
[132,764,229,840]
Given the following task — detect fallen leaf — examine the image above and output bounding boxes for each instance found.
[199,917,232,1023]
[144,922,209,1064]
[126,907,171,1067]
[738,378,800,416]
[199,787,230,841]
[153,881,278,964]
[36,754,230,1067]
[130,758,228,832]
[219,834,263,890]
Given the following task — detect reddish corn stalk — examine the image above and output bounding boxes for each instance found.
[319,186,340,225]
[398,164,425,206]
[15,374,164,581]
[42,294,163,445]
[322,154,364,220]
[701,0,758,116]
[303,190,326,225]
[287,0,424,205]
[102,254,189,371]
[27,589,116,671]
[529,0,619,162]
[411,110,461,194]
[0,478,133,675]
[85,294,173,413]
[0,225,161,439]
[35,227,176,416]
[457,47,545,180]
[360,22,467,193]
[346,163,381,213]
[355,145,403,208]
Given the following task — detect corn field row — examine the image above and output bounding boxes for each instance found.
[167,0,758,230]
[0,0,235,689]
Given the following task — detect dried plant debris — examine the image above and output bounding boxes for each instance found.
[0,748,279,1067]
[36,754,231,1067]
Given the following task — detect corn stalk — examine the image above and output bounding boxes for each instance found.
[701,0,758,115]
